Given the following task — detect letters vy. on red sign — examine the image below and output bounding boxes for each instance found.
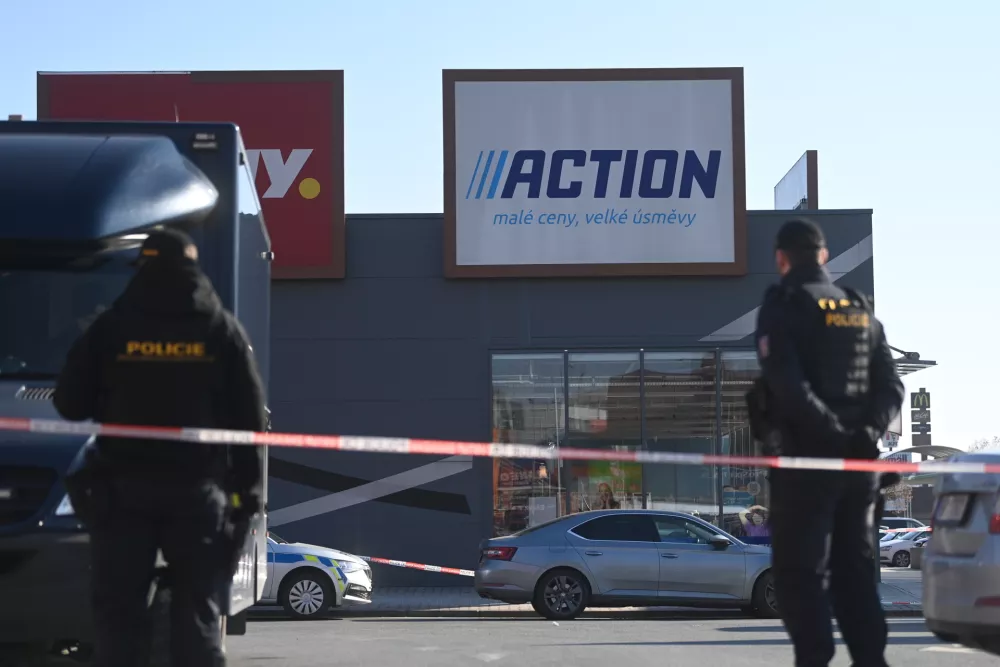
[37,71,345,279]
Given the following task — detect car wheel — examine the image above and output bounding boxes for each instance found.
[532,568,590,621]
[751,570,780,618]
[281,570,334,619]
[892,551,910,568]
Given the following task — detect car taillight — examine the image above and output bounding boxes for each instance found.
[976,596,1000,607]
[990,495,1000,534]
[481,546,517,561]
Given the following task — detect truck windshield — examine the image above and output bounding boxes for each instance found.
[0,252,135,378]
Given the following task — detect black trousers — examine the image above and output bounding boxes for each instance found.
[88,475,228,667]
[770,468,887,667]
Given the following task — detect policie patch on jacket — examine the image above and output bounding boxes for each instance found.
[116,340,214,362]
[816,297,870,329]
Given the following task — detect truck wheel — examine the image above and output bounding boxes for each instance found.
[280,570,333,619]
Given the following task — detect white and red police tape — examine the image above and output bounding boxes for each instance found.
[0,416,996,475]
[359,555,475,578]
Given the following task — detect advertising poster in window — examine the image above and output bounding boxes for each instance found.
[443,68,747,278]
[493,458,559,536]
[568,460,643,513]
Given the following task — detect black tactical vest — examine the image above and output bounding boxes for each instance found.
[789,282,874,411]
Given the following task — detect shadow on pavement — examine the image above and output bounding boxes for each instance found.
[345,612,748,622]
[556,635,941,647]
[714,620,930,634]
[248,613,344,623]
[248,610,749,622]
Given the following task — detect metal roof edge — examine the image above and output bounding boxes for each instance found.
[750,208,875,216]
[345,210,876,220]
[37,70,194,76]
[347,213,444,220]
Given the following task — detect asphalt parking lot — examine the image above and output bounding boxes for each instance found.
[228,614,995,667]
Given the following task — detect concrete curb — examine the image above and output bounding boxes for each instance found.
[879,581,922,614]
[250,576,924,620]
[251,605,922,620]
[880,605,923,615]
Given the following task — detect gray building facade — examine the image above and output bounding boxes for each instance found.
[265,209,875,586]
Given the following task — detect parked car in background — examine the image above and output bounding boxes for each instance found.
[475,510,777,620]
[924,452,1000,656]
[259,532,373,619]
[880,527,932,568]
[880,517,926,531]
[910,536,930,570]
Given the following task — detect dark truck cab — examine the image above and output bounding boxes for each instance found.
[0,121,272,652]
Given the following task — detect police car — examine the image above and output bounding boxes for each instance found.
[260,532,373,619]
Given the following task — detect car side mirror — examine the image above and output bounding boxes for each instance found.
[709,535,732,550]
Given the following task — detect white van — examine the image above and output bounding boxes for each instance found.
[880,517,925,530]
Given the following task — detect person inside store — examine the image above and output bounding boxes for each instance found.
[596,482,621,509]
[751,219,904,667]
[738,505,771,538]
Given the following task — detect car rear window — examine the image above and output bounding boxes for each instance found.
[511,516,566,537]
[572,514,659,542]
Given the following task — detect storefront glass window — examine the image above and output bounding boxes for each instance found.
[490,353,565,537]
[719,351,771,542]
[564,352,643,514]
[490,349,768,537]
[643,352,719,524]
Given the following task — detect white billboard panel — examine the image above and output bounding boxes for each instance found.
[774,150,818,210]
[444,69,747,278]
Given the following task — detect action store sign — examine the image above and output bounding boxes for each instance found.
[443,68,748,278]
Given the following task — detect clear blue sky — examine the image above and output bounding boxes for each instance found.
[2,1,996,450]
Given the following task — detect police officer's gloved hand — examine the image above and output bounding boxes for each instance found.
[221,492,261,576]
[229,490,262,524]
[848,426,882,460]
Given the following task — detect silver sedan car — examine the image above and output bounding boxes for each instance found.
[924,452,1000,655]
[475,509,776,620]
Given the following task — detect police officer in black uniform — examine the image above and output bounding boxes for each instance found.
[753,220,904,667]
[53,228,267,667]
